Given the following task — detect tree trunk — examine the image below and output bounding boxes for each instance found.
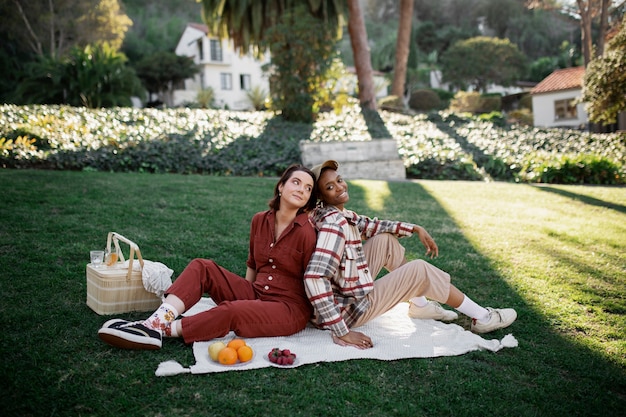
[347,0,376,110]
[597,0,610,57]
[576,0,593,66]
[12,0,43,56]
[391,0,414,98]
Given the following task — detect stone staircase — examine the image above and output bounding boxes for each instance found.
[300,139,406,180]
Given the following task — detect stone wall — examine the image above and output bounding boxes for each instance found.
[300,139,406,180]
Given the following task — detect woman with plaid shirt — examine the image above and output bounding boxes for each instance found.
[304,160,517,349]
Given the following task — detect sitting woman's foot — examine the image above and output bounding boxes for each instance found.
[470,308,517,333]
[98,320,162,350]
[408,301,459,322]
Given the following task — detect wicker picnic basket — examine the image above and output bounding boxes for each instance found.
[86,232,162,315]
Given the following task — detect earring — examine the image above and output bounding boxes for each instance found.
[279,192,282,196]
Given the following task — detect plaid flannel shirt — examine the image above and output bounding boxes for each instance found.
[304,205,415,337]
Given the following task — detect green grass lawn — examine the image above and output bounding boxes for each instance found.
[2,170,624,417]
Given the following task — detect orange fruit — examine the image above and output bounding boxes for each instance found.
[237,345,254,363]
[106,252,118,266]
[217,347,238,365]
[227,338,247,351]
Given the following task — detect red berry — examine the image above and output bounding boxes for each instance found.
[282,349,291,356]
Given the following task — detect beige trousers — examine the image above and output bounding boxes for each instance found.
[352,233,451,327]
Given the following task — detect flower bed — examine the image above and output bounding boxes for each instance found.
[1,104,624,183]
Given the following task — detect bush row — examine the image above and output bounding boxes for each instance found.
[1,104,624,184]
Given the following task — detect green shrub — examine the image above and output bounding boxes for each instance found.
[2,104,625,185]
[449,91,501,113]
[245,85,268,111]
[378,95,405,112]
[519,153,625,184]
[449,91,482,113]
[405,157,483,181]
[507,109,534,126]
[261,5,338,122]
[15,43,144,108]
[432,88,454,108]
[196,88,216,109]
[480,95,502,113]
[519,94,532,110]
[408,89,442,112]
[477,111,506,127]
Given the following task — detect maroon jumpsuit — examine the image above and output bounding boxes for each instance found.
[167,210,316,344]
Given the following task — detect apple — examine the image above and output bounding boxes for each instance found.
[208,341,226,362]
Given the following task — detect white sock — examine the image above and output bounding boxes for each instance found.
[409,296,429,307]
[456,296,490,322]
[143,303,180,335]
[166,320,181,338]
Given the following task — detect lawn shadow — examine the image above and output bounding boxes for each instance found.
[531,184,626,214]
[345,179,626,413]
[531,230,625,315]
[208,115,315,176]
[48,115,315,176]
[360,108,393,139]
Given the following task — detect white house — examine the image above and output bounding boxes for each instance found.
[173,23,270,110]
[530,66,588,129]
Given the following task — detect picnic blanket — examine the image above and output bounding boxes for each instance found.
[155,298,518,376]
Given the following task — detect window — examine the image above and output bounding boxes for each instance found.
[220,73,232,90]
[210,39,223,62]
[554,98,577,120]
[240,74,251,91]
[196,39,204,61]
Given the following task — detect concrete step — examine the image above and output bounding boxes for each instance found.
[300,139,406,180]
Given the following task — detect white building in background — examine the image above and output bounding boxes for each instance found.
[174,23,270,110]
[530,66,588,129]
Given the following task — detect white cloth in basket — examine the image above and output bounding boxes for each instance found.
[141,260,173,298]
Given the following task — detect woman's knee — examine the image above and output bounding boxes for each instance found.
[407,259,428,272]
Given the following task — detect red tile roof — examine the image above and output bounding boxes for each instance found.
[188,22,209,34]
[531,66,585,95]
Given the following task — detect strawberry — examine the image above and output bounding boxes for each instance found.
[268,347,282,363]
[268,348,297,365]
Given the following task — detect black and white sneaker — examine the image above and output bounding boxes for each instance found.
[98,320,162,350]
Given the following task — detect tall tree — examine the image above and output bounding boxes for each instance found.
[440,36,527,92]
[581,15,626,124]
[261,6,339,122]
[1,0,132,58]
[200,0,378,113]
[135,51,200,106]
[200,0,344,56]
[527,0,615,66]
[390,0,414,98]
[346,0,376,109]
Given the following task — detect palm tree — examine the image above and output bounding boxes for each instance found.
[390,0,414,100]
[200,0,377,110]
[200,0,344,56]
[346,0,377,109]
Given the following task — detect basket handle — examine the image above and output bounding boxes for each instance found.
[106,232,144,280]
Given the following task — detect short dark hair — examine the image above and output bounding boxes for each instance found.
[268,164,317,213]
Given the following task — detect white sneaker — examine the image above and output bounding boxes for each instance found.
[471,307,517,333]
[408,301,458,322]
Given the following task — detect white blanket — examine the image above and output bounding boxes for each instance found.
[156,298,517,376]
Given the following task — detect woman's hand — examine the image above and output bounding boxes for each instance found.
[333,330,373,349]
[415,226,439,258]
